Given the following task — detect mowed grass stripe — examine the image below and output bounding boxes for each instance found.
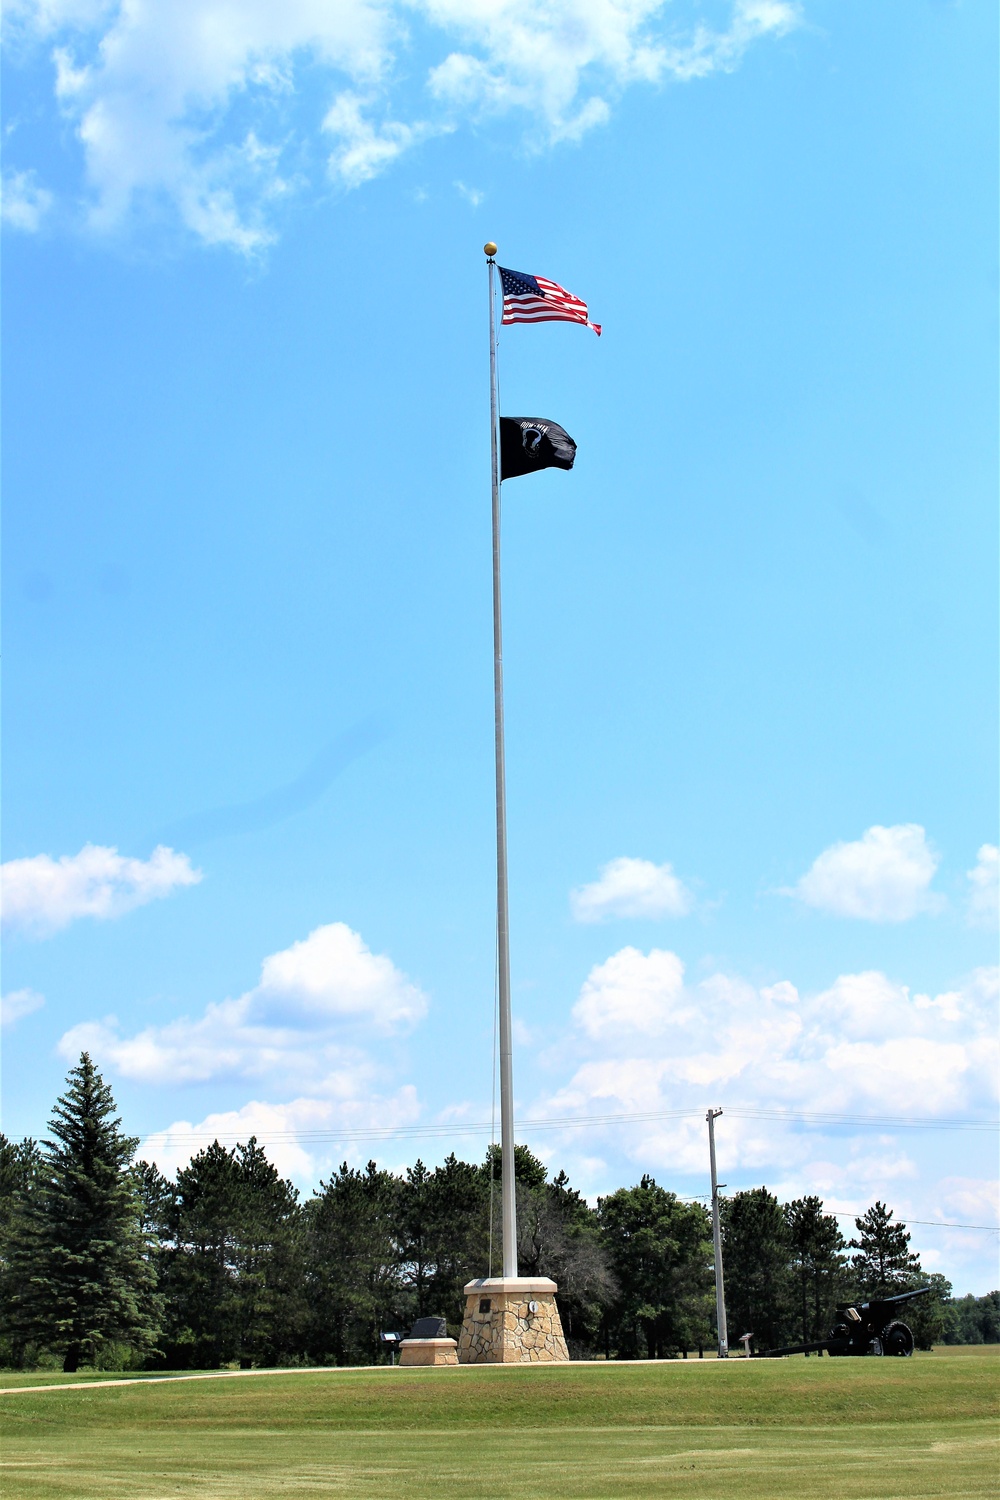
[3,1421,996,1499]
[1,1351,996,1499]
[0,1343,992,1393]
[3,1350,995,1428]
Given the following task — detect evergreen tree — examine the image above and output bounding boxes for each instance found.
[785,1196,849,1346]
[849,1201,922,1297]
[721,1187,794,1351]
[305,1161,405,1364]
[158,1138,304,1368]
[397,1159,435,1319]
[598,1176,713,1358]
[0,1135,43,1367]
[158,1141,241,1367]
[4,1055,161,1371]
[423,1153,490,1322]
[483,1142,548,1192]
[0,1135,42,1239]
[226,1139,304,1366]
[134,1159,175,1243]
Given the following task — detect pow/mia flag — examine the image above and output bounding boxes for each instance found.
[500,417,577,481]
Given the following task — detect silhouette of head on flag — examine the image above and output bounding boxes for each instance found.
[499,417,576,481]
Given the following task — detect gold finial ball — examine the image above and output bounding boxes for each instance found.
[483,241,498,257]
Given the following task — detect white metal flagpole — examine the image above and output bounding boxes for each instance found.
[484,241,518,1279]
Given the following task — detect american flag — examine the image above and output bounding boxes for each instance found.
[498,266,601,337]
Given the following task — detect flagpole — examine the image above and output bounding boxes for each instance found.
[485,241,518,1279]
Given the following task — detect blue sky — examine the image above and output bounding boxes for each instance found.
[2,0,997,1292]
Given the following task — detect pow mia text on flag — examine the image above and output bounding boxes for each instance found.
[499,417,577,481]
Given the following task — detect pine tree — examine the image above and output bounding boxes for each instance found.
[397,1160,434,1319]
[721,1187,794,1351]
[5,1054,161,1371]
[785,1196,849,1346]
[228,1139,304,1366]
[305,1161,405,1364]
[157,1138,304,1369]
[423,1153,490,1320]
[0,1135,44,1366]
[849,1201,922,1298]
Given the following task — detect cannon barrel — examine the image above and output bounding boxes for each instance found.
[867,1285,932,1309]
[837,1286,932,1317]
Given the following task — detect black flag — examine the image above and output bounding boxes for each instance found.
[500,417,576,481]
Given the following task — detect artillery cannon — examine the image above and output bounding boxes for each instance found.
[759,1286,932,1358]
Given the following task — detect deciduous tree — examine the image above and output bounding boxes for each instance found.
[598,1176,713,1358]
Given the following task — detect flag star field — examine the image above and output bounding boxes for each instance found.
[2,0,997,1292]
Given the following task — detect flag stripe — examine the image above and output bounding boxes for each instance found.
[504,309,590,324]
[503,302,588,317]
[498,264,600,336]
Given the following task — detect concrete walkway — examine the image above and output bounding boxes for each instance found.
[0,1356,742,1394]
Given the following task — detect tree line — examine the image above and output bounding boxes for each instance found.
[1,1055,995,1372]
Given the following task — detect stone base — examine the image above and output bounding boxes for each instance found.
[398,1337,459,1367]
[457,1277,569,1364]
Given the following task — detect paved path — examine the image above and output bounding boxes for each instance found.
[0,1357,739,1394]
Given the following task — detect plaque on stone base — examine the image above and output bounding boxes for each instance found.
[398,1314,459,1367]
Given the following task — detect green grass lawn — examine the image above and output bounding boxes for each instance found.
[1,1347,996,1499]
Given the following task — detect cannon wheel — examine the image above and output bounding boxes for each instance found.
[881,1320,914,1357]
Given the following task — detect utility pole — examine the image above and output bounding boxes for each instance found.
[707,1108,728,1358]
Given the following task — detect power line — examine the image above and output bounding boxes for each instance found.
[141,1103,998,1148]
[724,1108,997,1132]
[139,1110,999,1234]
[674,1197,997,1232]
[827,1212,999,1233]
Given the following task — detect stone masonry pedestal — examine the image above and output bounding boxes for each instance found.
[457,1277,569,1363]
[398,1336,458,1367]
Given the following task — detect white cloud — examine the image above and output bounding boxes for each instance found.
[255,921,426,1028]
[5,0,801,249]
[2,168,54,230]
[5,0,117,31]
[786,823,942,922]
[939,1176,999,1226]
[1,843,202,938]
[573,944,687,1037]
[139,1081,421,1184]
[533,949,999,1183]
[571,856,694,922]
[323,92,439,189]
[1,988,46,1027]
[454,179,483,206]
[427,0,798,144]
[58,920,428,1085]
[967,844,998,928]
